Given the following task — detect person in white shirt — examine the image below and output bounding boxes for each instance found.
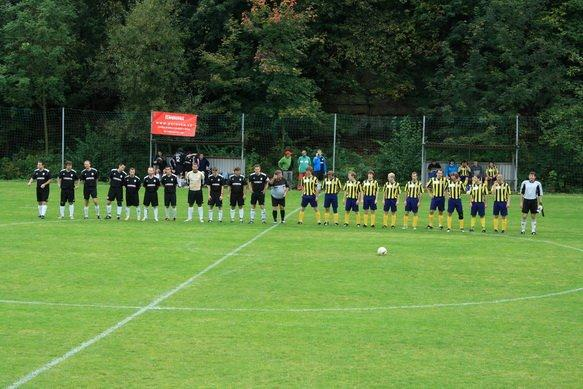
[185,163,205,222]
[520,171,543,235]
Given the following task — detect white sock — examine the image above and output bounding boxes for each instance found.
[250,209,255,221]
[143,208,148,219]
[60,206,65,217]
[165,207,169,218]
[153,207,159,220]
[116,206,122,216]
[126,207,131,217]
[218,210,223,221]
[261,209,266,221]
[239,208,244,220]
[69,204,74,217]
[106,204,112,215]
[95,205,100,216]
[38,205,42,216]
[188,207,193,220]
[531,220,537,232]
[520,220,526,231]
[136,207,141,219]
[84,206,89,218]
[41,205,47,216]
[173,207,177,218]
[230,209,235,220]
[209,209,214,221]
[197,207,204,221]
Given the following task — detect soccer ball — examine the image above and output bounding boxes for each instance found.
[377,246,388,256]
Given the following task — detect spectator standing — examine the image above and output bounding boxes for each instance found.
[470,161,483,180]
[312,149,327,181]
[196,153,211,181]
[427,160,441,179]
[297,150,311,190]
[445,160,458,177]
[278,149,294,187]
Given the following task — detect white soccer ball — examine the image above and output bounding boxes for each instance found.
[377,246,388,256]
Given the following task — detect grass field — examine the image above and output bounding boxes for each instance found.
[1,180,581,387]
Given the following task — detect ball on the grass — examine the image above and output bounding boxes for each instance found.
[377,246,388,256]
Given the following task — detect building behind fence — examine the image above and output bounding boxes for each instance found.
[0,107,580,192]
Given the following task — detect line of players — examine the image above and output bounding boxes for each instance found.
[30,160,525,233]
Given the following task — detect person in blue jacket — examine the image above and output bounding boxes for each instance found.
[445,160,458,178]
[313,149,327,181]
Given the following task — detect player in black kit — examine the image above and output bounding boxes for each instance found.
[57,161,78,219]
[142,167,161,221]
[79,160,101,219]
[248,165,269,223]
[207,167,226,222]
[228,167,247,222]
[161,166,179,221]
[124,167,141,220]
[106,163,127,220]
[28,161,52,218]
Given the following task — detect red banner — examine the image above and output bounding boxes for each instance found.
[151,111,197,137]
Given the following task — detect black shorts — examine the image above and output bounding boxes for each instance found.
[164,192,177,207]
[315,171,324,181]
[251,192,265,206]
[143,191,159,207]
[107,187,123,204]
[522,199,538,214]
[126,191,140,207]
[188,190,203,207]
[271,196,286,207]
[84,186,98,200]
[208,193,223,207]
[60,188,74,205]
[230,195,244,207]
[36,187,49,202]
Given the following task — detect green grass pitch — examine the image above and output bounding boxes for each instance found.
[1,180,581,387]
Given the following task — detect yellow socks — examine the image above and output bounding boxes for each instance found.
[356,213,361,225]
[363,214,369,226]
[344,213,350,224]
[413,215,418,228]
[324,211,330,223]
[315,210,321,223]
[403,214,409,227]
[501,218,507,231]
[383,214,389,227]
[471,217,476,229]
[371,214,376,226]
[299,211,305,223]
[447,215,452,229]
[391,214,396,227]
[493,217,499,230]
[438,214,444,227]
[459,219,464,230]
[428,214,434,226]
[480,217,485,229]
[333,213,339,224]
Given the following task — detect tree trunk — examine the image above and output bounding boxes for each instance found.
[42,95,49,154]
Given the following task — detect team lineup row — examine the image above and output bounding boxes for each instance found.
[28,160,543,234]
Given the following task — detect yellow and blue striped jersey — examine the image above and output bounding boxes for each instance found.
[322,177,342,194]
[447,180,465,199]
[362,179,379,197]
[427,177,447,197]
[491,182,511,202]
[405,181,423,198]
[383,182,401,199]
[302,176,319,196]
[458,166,471,177]
[343,180,362,199]
[470,183,489,202]
[486,166,498,178]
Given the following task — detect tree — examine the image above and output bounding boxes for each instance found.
[0,0,77,154]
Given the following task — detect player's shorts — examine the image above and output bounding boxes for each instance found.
[315,171,324,181]
[522,199,538,214]
[471,202,485,217]
[36,186,49,202]
[188,190,203,207]
[345,198,359,212]
[164,192,177,207]
[107,187,123,204]
[83,186,98,200]
[493,201,508,217]
[301,195,317,208]
[230,194,244,207]
[251,192,265,206]
[323,194,338,211]
[143,191,159,207]
[126,191,139,207]
[271,196,286,208]
[208,193,223,207]
[60,188,74,205]
[383,198,397,213]
[363,195,377,211]
[430,196,445,212]
[448,198,464,217]
[405,197,419,213]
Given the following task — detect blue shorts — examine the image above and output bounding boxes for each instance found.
[301,195,317,208]
[430,196,445,212]
[345,198,359,212]
[324,194,338,212]
[471,202,485,217]
[363,195,377,211]
[447,198,463,217]
[493,201,508,217]
[405,197,419,213]
[384,199,397,213]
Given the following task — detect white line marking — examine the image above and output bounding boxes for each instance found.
[2,287,581,313]
[7,208,301,389]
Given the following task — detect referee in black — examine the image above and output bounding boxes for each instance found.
[520,171,543,235]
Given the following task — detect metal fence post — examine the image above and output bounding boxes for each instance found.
[61,107,65,168]
[421,115,426,182]
[514,115,519,191]
[332,113,337,172]
[241,113,245,169]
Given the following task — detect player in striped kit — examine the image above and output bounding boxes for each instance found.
[361,171,379,228]
[446,173,465,232]
[469,176,489,232]
[491,174,511,233]
[343,171,362,227]
[382,173,400,229]
[322,171,342,226]
[402,172,423,229]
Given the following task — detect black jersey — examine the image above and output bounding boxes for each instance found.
[124,176,141,193]
[161,174,178,193]
[58,169,77,190]
[143,175,161,193]
[249,172,268,193]
[229,174,246,196]
[207,174,226,195]
[31,169,51,187]
[109,169,127,188]
[80,168,99,188]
